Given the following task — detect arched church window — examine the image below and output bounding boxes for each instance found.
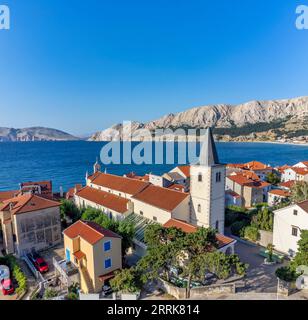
[198,173,203,182]
[198,204,201,213]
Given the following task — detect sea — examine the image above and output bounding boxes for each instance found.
[0,141,308,192]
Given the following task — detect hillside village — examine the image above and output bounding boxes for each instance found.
[0,129,308,300]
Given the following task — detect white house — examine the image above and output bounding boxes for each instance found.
[293,161,308,168]
[273,200,308,257]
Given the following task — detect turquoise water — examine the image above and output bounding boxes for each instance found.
[0,141,308,192]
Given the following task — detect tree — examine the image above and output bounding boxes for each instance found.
[267,243,275,263]
[81,207,135,256]
[266,172,280,185]
[252,207,274,231]
[43,288,58,300]
[291,230,308,268]
[110,268,143,293]
[244,225,260,242]
[60,200,81,222]
[291,182,308,203]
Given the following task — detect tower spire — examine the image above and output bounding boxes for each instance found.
[199,128,219,166]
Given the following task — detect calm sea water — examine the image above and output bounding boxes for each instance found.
[0,141,308,192]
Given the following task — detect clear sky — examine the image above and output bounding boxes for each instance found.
[0,0,308,136]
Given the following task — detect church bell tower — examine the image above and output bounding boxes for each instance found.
[190,128,226,234]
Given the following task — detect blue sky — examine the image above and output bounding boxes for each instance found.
[0,0,308,136]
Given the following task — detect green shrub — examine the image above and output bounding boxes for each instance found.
[230,221,248,237]
[244,225,260,242]
[275,266,299,282]
[43,288,58,300]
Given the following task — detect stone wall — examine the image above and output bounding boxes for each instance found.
[157,278,236,300]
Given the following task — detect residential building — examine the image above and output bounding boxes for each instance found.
[279,180,296,191]
[268,189,291,207]
[273,200,308,257]
[281,167,308,182]
[227,161,272,181]
[225,190,242,207]
[20,180,53,199]
[0,193,61,257]
[293,161,308,168]
[226,173,271,208]
[63,220,122,294]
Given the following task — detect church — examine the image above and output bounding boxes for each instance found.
[73,128,235,254]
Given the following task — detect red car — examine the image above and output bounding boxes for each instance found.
[0,279,14,295]
[29,253,49,273]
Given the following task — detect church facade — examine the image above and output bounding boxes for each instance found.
[74,128,226,235]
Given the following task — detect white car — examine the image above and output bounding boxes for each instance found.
[0,265,10,281]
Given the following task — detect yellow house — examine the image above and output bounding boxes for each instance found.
[63,220,122,294]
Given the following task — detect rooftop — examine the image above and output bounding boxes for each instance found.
[0,194,60,215]
[63,220,122,245]
[76,186,129,213]
[268,189,291,197]
[132,184,189,212]
[90,172,149,196]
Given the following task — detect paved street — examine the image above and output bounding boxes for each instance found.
[233,240,286,293]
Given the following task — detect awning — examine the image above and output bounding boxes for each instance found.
[99,269,120,282]
[73,251,86,260]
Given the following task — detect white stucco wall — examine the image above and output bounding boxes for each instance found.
[273,204,308,256]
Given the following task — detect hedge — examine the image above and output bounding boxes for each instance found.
[0,255,27,296]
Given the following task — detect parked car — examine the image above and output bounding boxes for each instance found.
[28,252,49,273]
[0,265,10,281]
[0,278,14,295]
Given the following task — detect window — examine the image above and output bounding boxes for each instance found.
[66,248,70,262]
[104,258,112,269]
[140,211,144,216]
[104,240,111,252]
[216,172,222,183]
[198,174,203,182]
[293,210,298,216]
[153,216,158,221]
[292,227,298,237]
[215,221,219,230]
[197,204,201,213]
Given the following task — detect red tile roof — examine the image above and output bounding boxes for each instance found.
[76,186,129,214]
[0,194,60,215]
[66,184,83,199]
[177,166,191,178]
[0,190,20,202]
[63,220,121,245]
[90,173,149,195]
[73,251,86,260]
[226,190,241,198]
[163,219,235,249]
[244,161,270,171]
[269,189,290,197]
[20,180,53,198]
[297,200,308,213]
[279,180,296,189]
[227,173,270,189]
[132,185,189,212]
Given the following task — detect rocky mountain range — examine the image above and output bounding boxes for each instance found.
[0,127,79,142]
[89,96,308,143]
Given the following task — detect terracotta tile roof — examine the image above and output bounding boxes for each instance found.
[163,219,236,249]
[293,167,308,176]
[63,220,121,245]
[268,189,291,197]
[66,184,83,199]
[276,165,291,173]
[90,173,149,195]
[227,173,270,189]
[279,180,296,189]
[177,166,191,178]
[244,161,270,171]
[163,219,197,233]
[73,251,86,260]
[0,190,20,202]
[125,172,149,181]
[167,184,186,192]
[227,163,246,169]
[297,200,308,213]
[132,185,189,212]
[76,186,129,214]
[0,194,60,215]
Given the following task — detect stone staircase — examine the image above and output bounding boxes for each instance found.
[80,267,94,293]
